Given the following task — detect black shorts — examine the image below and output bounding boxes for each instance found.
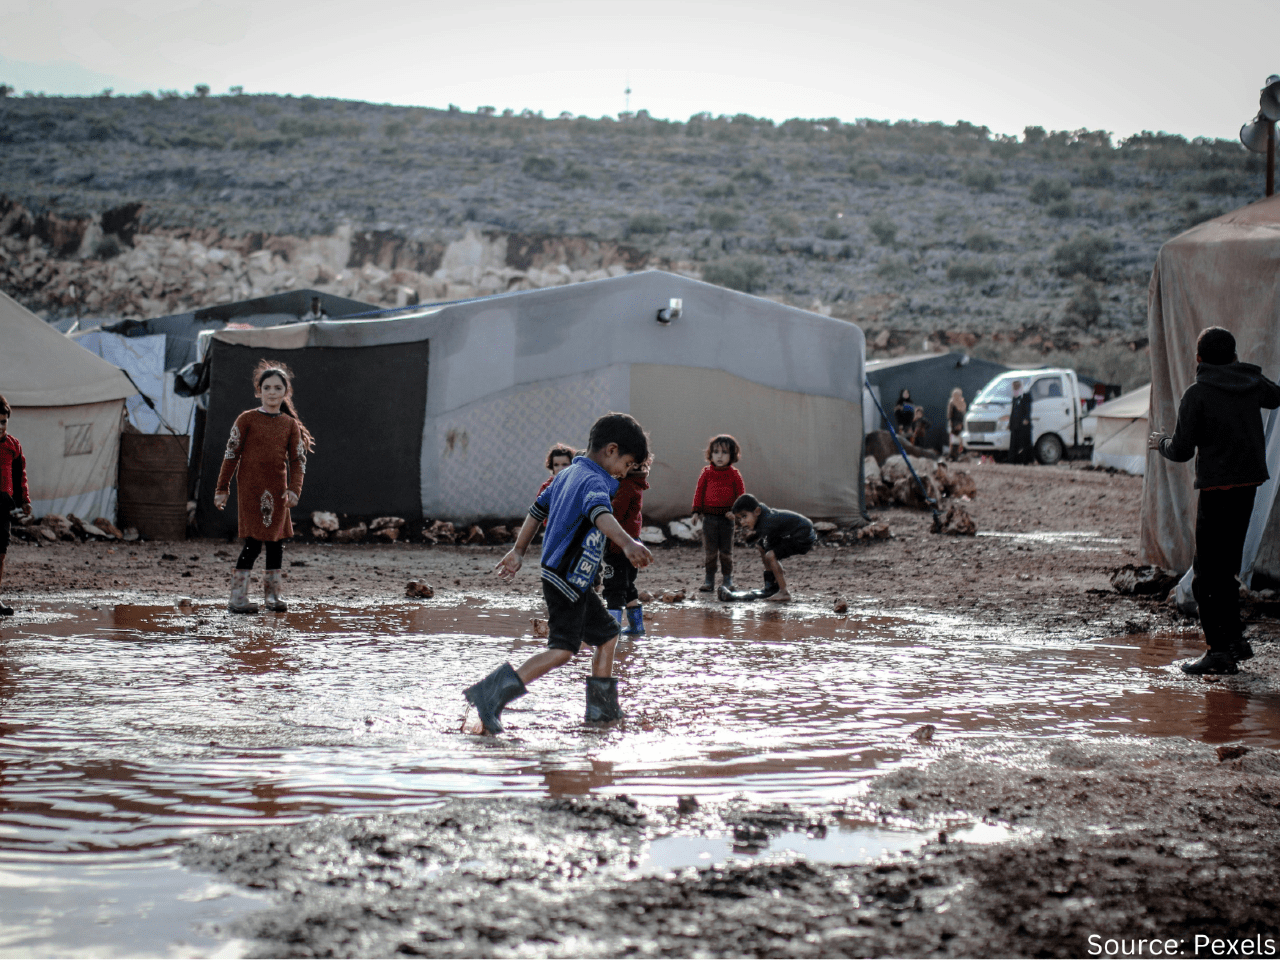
[0,493,12,556]
[601,553,639,609]
[761,535,816,562]
[543,581,621,654]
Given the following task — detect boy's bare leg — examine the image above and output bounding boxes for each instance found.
[764,554,792,602]
[590,637,618,677]
[516,648,573,684]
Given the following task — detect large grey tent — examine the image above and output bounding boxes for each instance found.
[195,271,866,534]
[864,352,1010,449]
[0,289,135,519]
[1141,193,1280,586]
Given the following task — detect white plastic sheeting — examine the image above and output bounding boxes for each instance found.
[1091,384,1150,476]
[71,331,196,437]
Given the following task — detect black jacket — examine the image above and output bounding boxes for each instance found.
[1158,361,1280,488]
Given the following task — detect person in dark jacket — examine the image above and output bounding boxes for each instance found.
[1009,379,1034,464]
[1149,326,1280,675]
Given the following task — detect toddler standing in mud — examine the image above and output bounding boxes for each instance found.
[0,396,32,617]
[603,458,650,635]
[1148,326,1280,675]
[463,413,654,734]
[692,434,745,593]
[215,362,314,614]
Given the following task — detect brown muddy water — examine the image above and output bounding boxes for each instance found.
[2,596,1279,957]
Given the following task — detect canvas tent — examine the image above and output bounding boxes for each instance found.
[864,352,1009,448]
[1141,193,1280,586]
[1091,384,1150,476]
[195,271,866,534]
[72,330,198,436]
[0,289,136,519]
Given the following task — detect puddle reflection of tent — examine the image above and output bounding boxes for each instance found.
[194,272,866,534]
[0,289,135,520]
[1090,384,1150,476]
[1142,193,1280,588]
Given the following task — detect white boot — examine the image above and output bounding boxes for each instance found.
[263,570,288,612]
[228,569,259,614]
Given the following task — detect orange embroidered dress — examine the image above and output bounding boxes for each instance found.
[215,409,306,541]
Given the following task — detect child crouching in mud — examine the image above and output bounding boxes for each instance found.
[462,413,654,734]
[728,494,816,603]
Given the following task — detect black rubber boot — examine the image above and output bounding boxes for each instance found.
[699,564,716,592]
[585,676,623,723]
[1232,639,1255,662]
[463,663,527,733]
[1181,650,1239,676]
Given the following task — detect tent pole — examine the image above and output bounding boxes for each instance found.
[863,377,944,532]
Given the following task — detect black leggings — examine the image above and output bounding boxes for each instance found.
[236,537,283,571]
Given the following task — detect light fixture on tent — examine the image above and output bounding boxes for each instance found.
[656,298,682,324]
[1240,74,1280,197]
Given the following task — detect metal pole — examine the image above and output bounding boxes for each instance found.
[1268,120,1275,198]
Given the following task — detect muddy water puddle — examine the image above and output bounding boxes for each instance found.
[2,597,1279,955]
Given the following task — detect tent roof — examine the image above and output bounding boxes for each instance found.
[1092,383,1150,420]
[1165,191,1280,249]
[0,289,136,407]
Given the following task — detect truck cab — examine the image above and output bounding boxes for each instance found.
[961,368,1094,464]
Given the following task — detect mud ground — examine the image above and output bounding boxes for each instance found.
[8,459,1280,957]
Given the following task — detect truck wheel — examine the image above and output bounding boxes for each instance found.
[1035,434,1065,465]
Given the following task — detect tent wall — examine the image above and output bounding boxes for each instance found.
[1141,195,1280,573]
[196,339,429,535]
[73,330,197,436]
[1092,417,1149,475]
[9,400,124,521]
[631,364,862,522]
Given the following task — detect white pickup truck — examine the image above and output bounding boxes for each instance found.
[961,368,1095,464]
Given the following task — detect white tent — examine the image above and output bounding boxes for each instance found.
[1091,384,1150,476]
[72,330,197,437]
[0,289,135,520]
[196,271,866,532]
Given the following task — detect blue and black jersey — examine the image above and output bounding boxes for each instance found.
[529,455,618,600]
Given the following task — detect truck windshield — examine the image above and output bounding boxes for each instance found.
[974,378,1015,403]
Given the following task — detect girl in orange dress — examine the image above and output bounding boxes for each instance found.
[215,362,313,613]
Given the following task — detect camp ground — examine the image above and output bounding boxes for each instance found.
[0,288,135,520]
[1141,192,1280,589]
[193,270,867,535]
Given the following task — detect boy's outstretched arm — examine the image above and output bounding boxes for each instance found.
[595,512,653,569]
[494,513,540,580]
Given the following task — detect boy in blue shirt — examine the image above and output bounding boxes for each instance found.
[463,413,654,734]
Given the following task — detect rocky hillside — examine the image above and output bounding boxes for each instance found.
[0,91,1267,387]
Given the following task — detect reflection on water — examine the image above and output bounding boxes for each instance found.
[1,598,1278,954]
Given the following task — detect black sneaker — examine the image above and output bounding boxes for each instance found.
[1231,640,1255,662]
[1181,651,1239,676]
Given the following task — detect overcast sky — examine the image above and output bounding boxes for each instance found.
[1,0,1275,142]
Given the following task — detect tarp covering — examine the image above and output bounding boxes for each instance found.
[1092,383,1150,476]
[864,352,1009,449]
[196,271,865,531]
[1141,193,1280,578]
[0,289,135,407]
[72,330,197,436]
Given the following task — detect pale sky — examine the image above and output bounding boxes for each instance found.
[1,0,1274,142]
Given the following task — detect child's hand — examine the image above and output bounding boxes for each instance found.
[18,503,31,518]
[494,549,523,580]
[285,491,299,507]
[214,493,228,511]
[623,538,654,569]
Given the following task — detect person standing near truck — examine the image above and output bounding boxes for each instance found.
[1148,326,1280,675]
[1009,379,1034,464]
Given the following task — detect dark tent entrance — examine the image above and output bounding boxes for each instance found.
[196,339,430,536]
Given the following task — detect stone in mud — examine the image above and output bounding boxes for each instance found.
[813,521,838,534]
[92,517,123,539]
[372,526,398,541]
[857,521,892,540]
[406,579,434,599]
[485,525,512,543]
[668,520,698,542]
[530,617,549,637]
[369,516,404,531]
[834,599,849,613]
[912,723,936,743]
[333,522,367,543]
[942,504,977,536]
[311,511,339,532]
[465,524,486,544]
[639,525,666,544]
[1216,744,1249,762]
[660,590,686,603]
[1110,563,1178,599]
[427,520,456,543]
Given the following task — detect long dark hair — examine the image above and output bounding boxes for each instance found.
[253,360,315,451]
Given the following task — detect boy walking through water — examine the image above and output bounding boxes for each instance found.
[1149,327,1280,675]
[463,413,654,733]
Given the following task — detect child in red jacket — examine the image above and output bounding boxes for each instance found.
[692,434,745,593]
[604,459,650,635]
[0,395,32,617]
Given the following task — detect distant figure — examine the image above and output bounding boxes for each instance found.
[0,395,32,617]
[1009,379,1034,464]
[908,405,931,448]
[892,388,915,436]
[730,494,816,604]
[603,458,651,636]
[214,362,314,614]
[536,442,576,499]
[298,296,327,323]
[692,433,746,594]
[946,387,967,461]
[1148,326,1280,675]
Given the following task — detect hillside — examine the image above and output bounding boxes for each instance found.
[0,91,1268,387]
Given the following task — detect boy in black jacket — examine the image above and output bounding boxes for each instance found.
[1149,327,1280,675]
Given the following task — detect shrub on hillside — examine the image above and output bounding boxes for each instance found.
[1052,231,1111,280]
[702,257,766,293]
[522,155,557,180]
[278,116,362,139]
[1029,177,1071,205]
[963,169,998,192]
[708,209,740,231]
[851,161,882,183]
[1080,163,1114,187]
[876,254,912,281]
[821,222,846,240]
[963,228,999,252]
[1046,200,1074,218]
[1066,280,1102,326]
[869,216,897,246]
[768,212,800,234]
[947,257,996,284]
[627,212,668,235]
